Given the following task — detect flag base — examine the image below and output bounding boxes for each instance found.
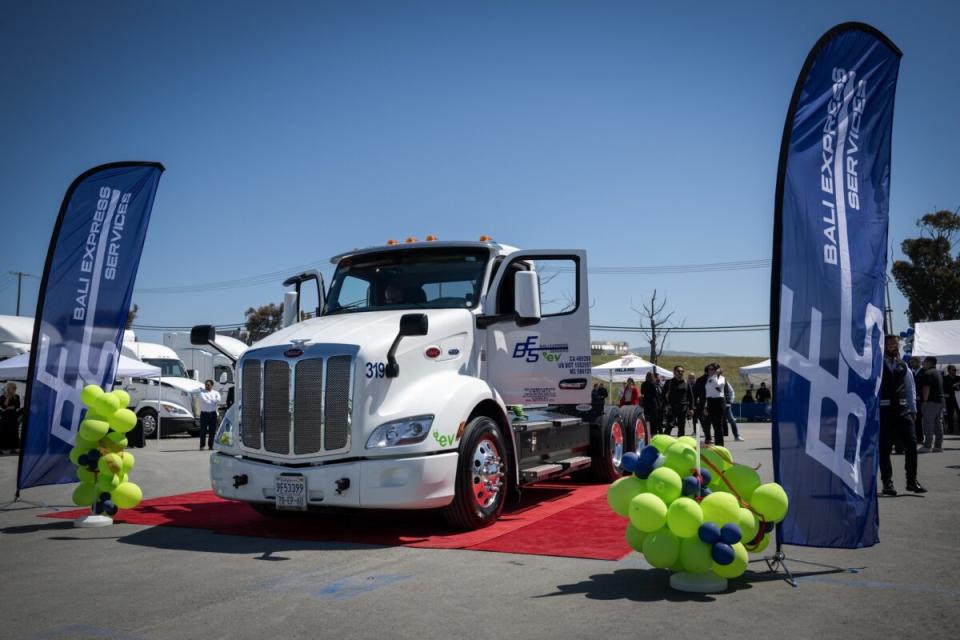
[669,572,728,593]
[74,514,113,528]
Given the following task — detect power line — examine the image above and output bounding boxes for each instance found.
[591,324,769,333]
[134,262,332,294]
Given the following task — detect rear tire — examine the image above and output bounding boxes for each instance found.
[591,407,625,483]
[442,416,508,530]
[619,406,649,453]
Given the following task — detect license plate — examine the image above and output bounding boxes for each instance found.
[275,474,307,511]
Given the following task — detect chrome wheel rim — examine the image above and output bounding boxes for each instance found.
[610,420,624,470]
[471,437,504,509]
[141,414,156,437]
[635,418,646,450]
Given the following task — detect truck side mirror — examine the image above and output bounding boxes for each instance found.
[386,313,429,378]
[219,372,229,384]
[514,271,541,325]
[283,291,298,328]
[191,325,216,346]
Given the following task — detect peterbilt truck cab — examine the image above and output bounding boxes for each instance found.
[196,239,646,529]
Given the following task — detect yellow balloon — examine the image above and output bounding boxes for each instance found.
[112,482,143,509]
[607,476,646,517]
[72,482,98,507]
[625,523,647,552]
[78,419,109,442]
[108,408,138,434]
[80,384,104,408]
[712,542,749,578]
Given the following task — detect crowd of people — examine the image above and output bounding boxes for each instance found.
[591,362,775,447]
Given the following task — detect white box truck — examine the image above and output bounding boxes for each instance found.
[163,331,246,405]
[195,239,648,529]
[120,339,204,438]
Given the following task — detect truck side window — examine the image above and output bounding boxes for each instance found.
[492,260,530,315]
[532,258,578,316]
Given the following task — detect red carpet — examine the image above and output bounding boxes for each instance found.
[42,481,631,560]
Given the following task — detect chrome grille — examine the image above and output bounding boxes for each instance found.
[263,360,290,454]
[241,360,261,449]
[324,355,351,450]
[294,359,323,454]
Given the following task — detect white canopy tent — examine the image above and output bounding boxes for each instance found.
[739,358,772,387]
[591,354,674,383]
[0,352,160,381]
[911,320,960,365]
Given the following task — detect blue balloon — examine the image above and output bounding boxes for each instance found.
[700,487,712,497]
[103,500,118,516]
[621,452,640,473]
[720,523,742,545]
[635,464,653,480]
[682,475,701,496]
[93,500,105,515]
[764,521,775,533]
[99,492,111,502]
[87,449,101,462]
[699,468,712,486]
[711,542,736,565]
[907,327,915,335]
[77,454,89,466]
[639,445,659,463]
[698,521,721,545]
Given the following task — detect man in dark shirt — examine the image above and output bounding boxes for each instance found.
[879,335,925,495]
[756,382,771,404]
[662,365,694,436]
[918,357,944,452]
[693,366,710,441]
[943,365,959,434]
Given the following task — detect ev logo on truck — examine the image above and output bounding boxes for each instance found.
[512,336,569,363]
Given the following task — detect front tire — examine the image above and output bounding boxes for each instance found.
[139,408,158,439]
[442,416,508,530]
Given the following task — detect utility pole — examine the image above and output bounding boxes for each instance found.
[8,271,34,316]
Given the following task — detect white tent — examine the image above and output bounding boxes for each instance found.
[912,320,960,364]
[0,352,160,381]
[592,354,673,383]
[739,359,772,387]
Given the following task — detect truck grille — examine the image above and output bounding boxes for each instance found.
[240,354,353,456]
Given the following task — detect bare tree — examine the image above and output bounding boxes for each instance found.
[631,289,676,365]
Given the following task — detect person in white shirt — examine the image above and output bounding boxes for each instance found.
[197,379,221,450]
[703,363,727,446]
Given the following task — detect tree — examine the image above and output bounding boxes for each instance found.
[126,303,138,329]
[631,289,677,365]
[245,303,284,342]
[891,209,960,324]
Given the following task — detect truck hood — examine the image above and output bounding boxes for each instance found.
[251,309,475,351]
[159,377,205,393]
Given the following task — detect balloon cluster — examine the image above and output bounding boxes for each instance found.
[607,434,788,580]
[69,384,143,516]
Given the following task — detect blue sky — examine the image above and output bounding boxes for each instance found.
[3,0,958,357]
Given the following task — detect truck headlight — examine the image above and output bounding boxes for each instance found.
[365,415,434,449]
[216,412,234,448]
[160,402,190,416]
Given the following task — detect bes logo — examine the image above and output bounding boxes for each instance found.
[512,336,569,363]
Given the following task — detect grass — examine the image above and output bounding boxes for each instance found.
[592,353,766,400]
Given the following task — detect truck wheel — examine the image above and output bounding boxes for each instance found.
[139,408,158,439]
[620,406,649,451]
[591,407,625,483]
[442,416,508,530]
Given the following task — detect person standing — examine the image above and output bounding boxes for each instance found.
[703,363,726,446]
[942,364,959,435]
[723,374,743,441]
[742,386,755,404]
[619,377,639,407]
[917,357,945,453]
[196,379,221,451]
[0,382,21,454]
[756,382,771,404]
[640,372,662,435]
[693,368,709,439]
[662,365,694,436]
[908,356,923,444]
[879,335,925,495]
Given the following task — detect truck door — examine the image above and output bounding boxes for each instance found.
[484,250,591,406]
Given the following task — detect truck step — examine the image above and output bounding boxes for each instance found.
[521,464,564,483]
[556,456,591,471]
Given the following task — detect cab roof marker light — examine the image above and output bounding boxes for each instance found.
[479,235,492,242]
[405,236,418,244]
[386,239,398,245]
[425,234,438,242]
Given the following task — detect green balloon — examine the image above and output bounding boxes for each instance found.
[677,436,698,449]
[106,431,129,450]
[108,408,138,434]
[650,434,676,454]
[722,464,762,501]
[607,476,646,517]
[738,508,759,543]
[751,483,789,523]
[80,384,104,408]
[97,472,121,492]
[74,434,100,451]
[98,452,123,476]
[666,497,704,538]
[76,467,95,484]
[120,451,135,474]
[642,527,680,569]
[78,419,109,442]
[679,536,714,574]
[68,446,85,466]
[628,493,668,532]
[112,482,143,509]
[625,523,647,552]
[72,482,98,507]
[700,492,740,526]
[110,389,131,409]
[712,542,749,578]
[94,393,120,418]
[701,446,733,475]
[646,467,682,504]
[663,442,698,476]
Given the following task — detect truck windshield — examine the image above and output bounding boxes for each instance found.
[143,358,189,378]
[325,248,489,315]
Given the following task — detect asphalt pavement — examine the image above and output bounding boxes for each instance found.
[1,425,959,640]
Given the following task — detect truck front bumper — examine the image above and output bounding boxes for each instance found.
[209,451,458,509]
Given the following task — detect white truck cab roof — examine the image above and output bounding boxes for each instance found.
[329,240,520,265]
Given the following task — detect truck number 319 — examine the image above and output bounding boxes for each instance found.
[366,362,386,379]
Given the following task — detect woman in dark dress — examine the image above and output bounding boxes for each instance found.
[1,382,21,454]
[641,372,663,435]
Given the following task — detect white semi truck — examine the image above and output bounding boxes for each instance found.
[120,339,204,438]
[194,239,648,529]
[163,331,247,405]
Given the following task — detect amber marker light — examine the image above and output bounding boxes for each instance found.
[425,234,438,242]
[405,236,418,243]
[386,239,398,245]
[479,234,492,242]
